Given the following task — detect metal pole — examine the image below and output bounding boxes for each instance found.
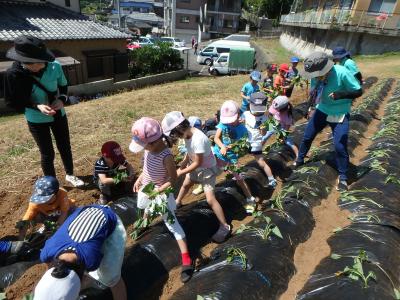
[117,0,121,27]
[357,10,364,29]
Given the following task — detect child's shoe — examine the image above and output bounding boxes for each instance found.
[268,178,277,189]
[65,175,84,187]
[212,224,231,243]
[244,196,256,214]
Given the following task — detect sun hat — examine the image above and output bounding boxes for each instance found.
[129,117,163,153]
[300,52,334,80]
[279,63,290,73]
[34,267,81,300]
[249,92,268,114]
[269,96,289,116]
[162,111,186,137]
[188,116,202,129]
[101,141,126,165]
[6,35,55,63]
[30,176,59,204]
[291,56,300,63]
[332,46,350,60]
[220,100,240,124]
[250,70,262,82]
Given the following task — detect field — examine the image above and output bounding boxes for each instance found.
[0,39,399,299]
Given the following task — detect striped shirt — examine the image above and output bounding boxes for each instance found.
[68,207,107,243]
[93,157,119,180]
[142,148,172,188]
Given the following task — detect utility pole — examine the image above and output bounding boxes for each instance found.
[117,0,121,27]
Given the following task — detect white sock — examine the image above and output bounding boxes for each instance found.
[268,176,275,181]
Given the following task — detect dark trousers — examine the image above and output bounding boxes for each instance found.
[297,109,349,181]
[28,115,74,176]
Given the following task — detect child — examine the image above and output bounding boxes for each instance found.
[286,57,300,98]
[94,141,135,204]
[240,71,261,113]
[16,176,74,240]
[162,111,231,243]
[274,64,292,97]
[130,117,193,283]
[242,92,277,193]
[332,46,363,85]
[262,64,277,97]
[35,204,127,300]
[213,100,257,213]
[264,96,299,161]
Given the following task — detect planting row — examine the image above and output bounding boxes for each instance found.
[297,79,400,299]
[169,79,392,299]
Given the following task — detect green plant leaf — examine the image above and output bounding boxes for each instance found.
[197,296,205,300]
[331,253,342,260]
[271,225,283,239]
[393,288,400,299]
[0,293,6,300]
[333,227,343,233]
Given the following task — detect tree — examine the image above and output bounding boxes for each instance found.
[242,0,293,26]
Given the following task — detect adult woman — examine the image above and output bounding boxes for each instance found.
[295,52,362,191]
[34,205,127,300]
[332,46,363,85]
[5,35,83,187]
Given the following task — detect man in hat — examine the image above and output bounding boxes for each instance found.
[332,46,363,85]
[295,52,362,191]
[5,35,84,187]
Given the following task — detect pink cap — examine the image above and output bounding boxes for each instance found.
[129,117,162,153]
[220,100,239,124]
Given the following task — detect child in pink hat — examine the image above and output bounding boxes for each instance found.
[264,96,299,160]
[213,100,256,212]
[129,117,193,283]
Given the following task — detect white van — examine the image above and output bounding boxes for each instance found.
[196,40,252,65]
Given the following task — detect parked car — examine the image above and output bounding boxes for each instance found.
[223,34,251,42]
[138,36,155,47]
[208,47,256,75]
[126,41,140,50]
[160,37,185,48]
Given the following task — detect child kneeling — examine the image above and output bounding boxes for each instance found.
[130,117,193,283]
[162,111,231,243]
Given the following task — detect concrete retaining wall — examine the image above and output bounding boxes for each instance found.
[280,26,400,58]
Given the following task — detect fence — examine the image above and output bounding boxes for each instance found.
[281,8,400,35]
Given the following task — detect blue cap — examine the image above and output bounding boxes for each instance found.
[250,70,261,82]
[188,116,202,129]
[332,47,350,60]
[30,176,59,204]
[291,56,300,63]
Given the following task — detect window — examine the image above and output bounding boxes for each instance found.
[368,0,396,13]
[87,56,103,78]
[65,0,70,7]
[216,47,230,53]
[202,47,214,53]
[224,20,233,28]
[180,16,190,23]
[218,56,228,63]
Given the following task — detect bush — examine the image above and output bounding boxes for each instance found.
[128,42,183,79]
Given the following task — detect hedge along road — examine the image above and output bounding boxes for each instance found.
[297,79,400,300]
[281,78,396,299]
[169,79,394,300]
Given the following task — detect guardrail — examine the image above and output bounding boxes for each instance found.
[281,8,400,36]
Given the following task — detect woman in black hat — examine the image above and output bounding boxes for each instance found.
[5,35,84,187]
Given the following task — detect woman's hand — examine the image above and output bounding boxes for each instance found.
[50,99,64,111]
[37,104,56,116]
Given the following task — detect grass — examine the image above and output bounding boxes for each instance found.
[252,38,294,64]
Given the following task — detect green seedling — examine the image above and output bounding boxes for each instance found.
[349,214,381,224]
[175,153,185,164]
[225,247,248,270]
[340,188,382,208]
[113,170,129,184]
[332,250,376,288]
[269,185,296,218]
[294,165,319,174]
[236,212,283,240]
[368,149,390,159]
[369,159,387,174]
[229,137,251,158]
[333,226,374,241]
[332,251,400,298]
[22,294,34,300]
[197,293,219,300]
[372,127,398,140]
[385,174,400,186]
[224,164,246,180]
[44,220,58,233]
[130,183,175,240]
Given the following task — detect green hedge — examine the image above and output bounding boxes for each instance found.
[128,42,183,79]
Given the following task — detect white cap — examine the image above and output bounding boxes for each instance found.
[34,267,81,300]
[161,111,186,136]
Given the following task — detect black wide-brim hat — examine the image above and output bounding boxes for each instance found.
[6,35,55,63]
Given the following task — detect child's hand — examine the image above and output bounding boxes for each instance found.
[176,168,184,177]
[133,178,141,192]
[220,145,228,156]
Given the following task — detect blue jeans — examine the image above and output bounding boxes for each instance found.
[297,109,349,181]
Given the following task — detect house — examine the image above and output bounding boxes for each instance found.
[280,0,400,55]
[0,0,131,85]
[168,0,242,42]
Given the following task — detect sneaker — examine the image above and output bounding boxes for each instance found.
[244,196,256,214]
[268,178,277,189]
[336,180,348,192]
[292,161,304,169]
[192,185,204,195]
[180,264,194,283]
[212,224,231,243]
[65,175,84,187]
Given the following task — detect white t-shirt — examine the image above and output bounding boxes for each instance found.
[185,128,216,169]
[242,111,267,152]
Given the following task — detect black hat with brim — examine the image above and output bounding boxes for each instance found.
[6,35,55,63]
[300,52,334,80]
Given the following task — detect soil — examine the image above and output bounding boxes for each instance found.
[280,80,396,300]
